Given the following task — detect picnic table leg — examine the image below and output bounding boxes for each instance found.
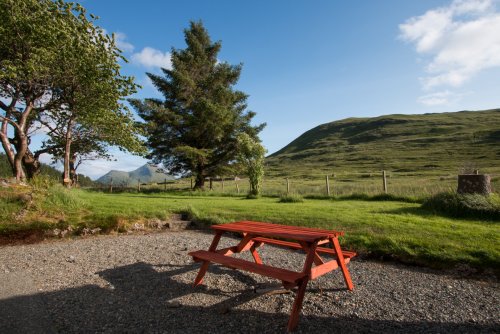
[193,231,223,286]
[250,242,263,264]
[287,276,309,332]
[287,241,317,332]
[331,237,354,291]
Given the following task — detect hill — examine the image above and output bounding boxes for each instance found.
[266,109,500,177]
[96,164,175,185]
[0,154,94,186]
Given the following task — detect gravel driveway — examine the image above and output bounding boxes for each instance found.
[0,230,498,333]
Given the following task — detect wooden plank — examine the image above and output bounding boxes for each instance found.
[211,221,343,243]
[252,237,356,259]
[224,221,344,237]
[310,260,339,279]
[189,250,305,283]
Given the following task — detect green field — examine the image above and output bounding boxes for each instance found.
[68,191,500,269]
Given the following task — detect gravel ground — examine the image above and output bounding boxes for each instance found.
[0,230,498,334]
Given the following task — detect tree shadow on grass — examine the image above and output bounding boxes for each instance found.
[378,206,500,223]
[0,262,497,333]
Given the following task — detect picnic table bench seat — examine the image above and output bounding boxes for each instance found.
[189,250,306,283]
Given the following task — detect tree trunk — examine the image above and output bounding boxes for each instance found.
[69,154,77,186]
[194,170,205,189]
[23,148,41,179]
[0,114,16,176]
[62,118,74,188]
[13,133,28,181]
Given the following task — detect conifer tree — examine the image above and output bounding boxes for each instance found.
[131,21,265,189]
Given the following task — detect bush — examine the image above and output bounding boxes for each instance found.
[177,205,223,226]
[278,194,304,203]
[422,192,500,220]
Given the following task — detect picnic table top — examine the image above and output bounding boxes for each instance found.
[211,220,344,243]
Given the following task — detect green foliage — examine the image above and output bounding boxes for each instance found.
[0,153,12,177]
[278,194,304,203]
[131,21,264,189]
[422,192,500,220]
[1,154,94,186]
[0,0,144,181]
[237,133,266,195]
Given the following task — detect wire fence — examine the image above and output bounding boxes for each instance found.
[90,170,499,198]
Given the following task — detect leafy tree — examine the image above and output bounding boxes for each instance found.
[237,133,266,196]
[131,21,265,189]
[0,0,143,183]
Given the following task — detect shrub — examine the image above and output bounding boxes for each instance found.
[177,205,223,226]
[278,194,304,203]
[422,192,500,220]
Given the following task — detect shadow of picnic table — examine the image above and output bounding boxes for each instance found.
[0,261,496,333]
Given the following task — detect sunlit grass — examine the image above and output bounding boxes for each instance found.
[76,191,500,270]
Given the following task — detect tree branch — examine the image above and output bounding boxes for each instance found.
[0,114,22,132]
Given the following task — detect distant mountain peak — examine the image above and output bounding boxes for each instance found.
[96,164,175,185]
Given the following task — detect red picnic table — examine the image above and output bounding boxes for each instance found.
[189,221,356,332]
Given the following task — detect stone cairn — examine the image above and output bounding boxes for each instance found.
[457,170,492,195]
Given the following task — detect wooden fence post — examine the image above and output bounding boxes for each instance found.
[164,178,167,191]
[138,179,141,192]
[326,175,330,196]
[109,177,113,193]
[235,178,240,194]
[190,177,193,190]
[286,178,290,194]
[221,177,224,192]
[209,177,213,191]
[382,170,387,193]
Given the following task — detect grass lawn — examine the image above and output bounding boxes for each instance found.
[77,191,500,270]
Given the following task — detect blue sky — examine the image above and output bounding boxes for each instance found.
[48,0,500,178]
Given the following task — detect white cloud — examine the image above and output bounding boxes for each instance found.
[417,90,462,106]
[131,47,172,69]
[400,0,500,89]
[114,32,134,53]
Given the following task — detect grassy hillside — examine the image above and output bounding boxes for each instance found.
[266,109,500,178]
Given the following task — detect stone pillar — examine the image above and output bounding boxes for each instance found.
[457,174,491,195]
